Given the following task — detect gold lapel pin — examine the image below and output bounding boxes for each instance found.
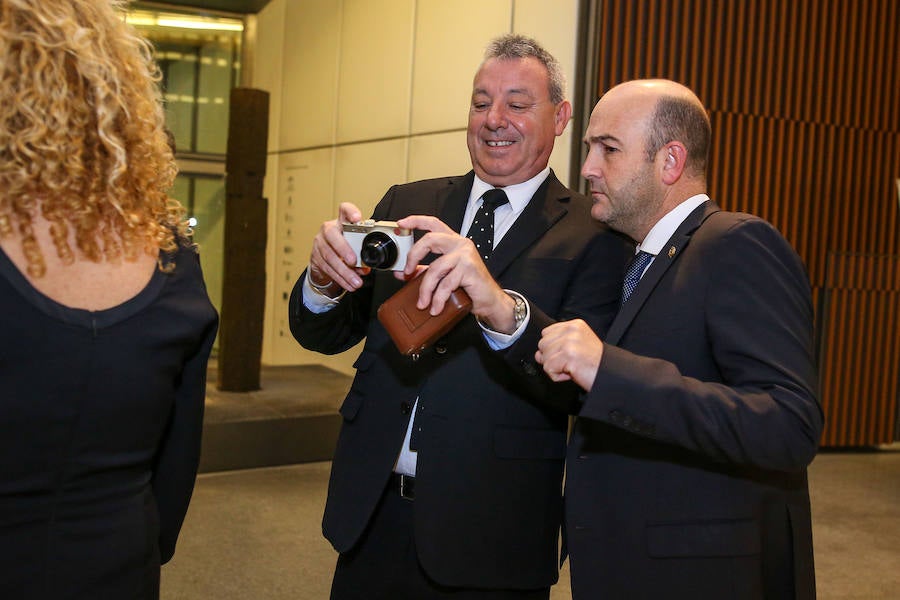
[667,246,677,258]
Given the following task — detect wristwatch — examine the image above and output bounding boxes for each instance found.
[308,274,347,301]
[508,292,527,328]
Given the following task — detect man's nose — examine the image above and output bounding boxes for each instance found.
[485,104,507,129]
[580,157,596,181]
[581,150,606,181]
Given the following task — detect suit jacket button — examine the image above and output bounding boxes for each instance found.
[435,343,447,355]
[521,360,538,376]
[400,402,411,415]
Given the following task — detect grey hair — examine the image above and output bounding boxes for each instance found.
[483,34,566,104]
[644,95,711,177]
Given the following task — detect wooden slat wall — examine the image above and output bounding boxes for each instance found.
[589,0,900,446]
[821,254,900,445]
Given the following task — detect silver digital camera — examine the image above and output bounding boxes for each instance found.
[342,219,413,271]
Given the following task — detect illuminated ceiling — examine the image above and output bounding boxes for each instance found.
[141,1,272,14]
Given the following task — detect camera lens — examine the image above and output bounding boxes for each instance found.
[360,232,397,269]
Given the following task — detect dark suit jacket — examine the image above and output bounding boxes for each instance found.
[512,201,824,599]
[289,170,628,590]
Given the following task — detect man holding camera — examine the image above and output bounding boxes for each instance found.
[290,34,626,599]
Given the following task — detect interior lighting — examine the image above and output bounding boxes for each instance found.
[126,11,243,33]
[156,18,243,32]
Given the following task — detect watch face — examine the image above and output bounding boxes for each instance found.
[514,298,526,324]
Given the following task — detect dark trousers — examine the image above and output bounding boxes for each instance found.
[330,482,551,600]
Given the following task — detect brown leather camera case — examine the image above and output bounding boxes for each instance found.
[377,273,472,357]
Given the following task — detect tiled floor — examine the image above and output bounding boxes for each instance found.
[161,447,900,599]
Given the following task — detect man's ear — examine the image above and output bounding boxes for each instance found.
[554,100,573,135]
[660,141,688,184]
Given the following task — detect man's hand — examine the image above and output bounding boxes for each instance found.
[536,319,604,391]
[309,202,370,293]
[396,215,518,333]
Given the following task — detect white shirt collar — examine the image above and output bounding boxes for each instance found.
[637,194,710,256]
[462,168,551,246]
[469,167,551,212]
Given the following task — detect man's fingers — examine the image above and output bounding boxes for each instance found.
[311,230,364,290]
[311,244,355,290]
[416,266,450,314]
[338,202,363,224]
[397,214,454,234]
[403,231,465,275]
[321,222,358,266]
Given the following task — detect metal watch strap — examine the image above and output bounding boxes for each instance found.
[508,292,526,328]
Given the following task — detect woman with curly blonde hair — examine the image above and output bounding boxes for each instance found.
[0,1,218,597]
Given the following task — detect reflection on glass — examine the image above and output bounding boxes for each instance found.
[127,6,240,353]
[174,174,226,316]
[127,7,243,154]
[192,178,226,316]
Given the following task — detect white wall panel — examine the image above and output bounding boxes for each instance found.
[407,131,471,183]
[410,0,512,134]
[266,148,337,366]
[336,0,416,143]
[547,126,574,188]
[253,0,286,154]
[513,0,581,187]
[334,139,409,220]
[513,0,579,101]
[279,0,342,151]
[261,152,280,364]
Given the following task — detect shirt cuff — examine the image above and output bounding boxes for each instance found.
[479,290,530,350]
[301,272,342,313]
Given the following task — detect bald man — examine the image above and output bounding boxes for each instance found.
[518,80,823,599]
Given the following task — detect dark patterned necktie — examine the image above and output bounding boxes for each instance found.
[466,188,509,261]
[621,250,654,304]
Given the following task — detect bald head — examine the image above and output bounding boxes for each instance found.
[580,79,711,241]
[606,79,701,102]
[604,79,710,179]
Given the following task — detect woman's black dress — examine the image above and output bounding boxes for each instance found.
[0,242,218,599]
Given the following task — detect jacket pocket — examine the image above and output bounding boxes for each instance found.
[338,393,363,422]
[646,518,760,558]
[339,350,377,422]
[352,349,377,371]
[493,426,566,460]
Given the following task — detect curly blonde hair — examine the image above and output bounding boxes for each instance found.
[0,0,187,278]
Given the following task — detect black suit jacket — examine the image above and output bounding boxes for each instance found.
[289,171,628,589]
[541,201,823,599]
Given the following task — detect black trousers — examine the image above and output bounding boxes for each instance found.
[330,481,551,600]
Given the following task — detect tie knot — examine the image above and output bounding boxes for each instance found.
[481,188,509,212]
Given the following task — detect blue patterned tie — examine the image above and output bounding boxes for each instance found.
[466,189,509,261]
[622,250,654,304]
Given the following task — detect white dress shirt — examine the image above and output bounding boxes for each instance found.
[631,194,709,274]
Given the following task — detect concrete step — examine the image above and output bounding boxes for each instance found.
[199,363,350,473]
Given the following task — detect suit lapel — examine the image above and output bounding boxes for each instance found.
[426,170,570,276]
[606,200,720,345]
[437,171,475,235]
[406,172,472,266]
[487,172,570,278]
